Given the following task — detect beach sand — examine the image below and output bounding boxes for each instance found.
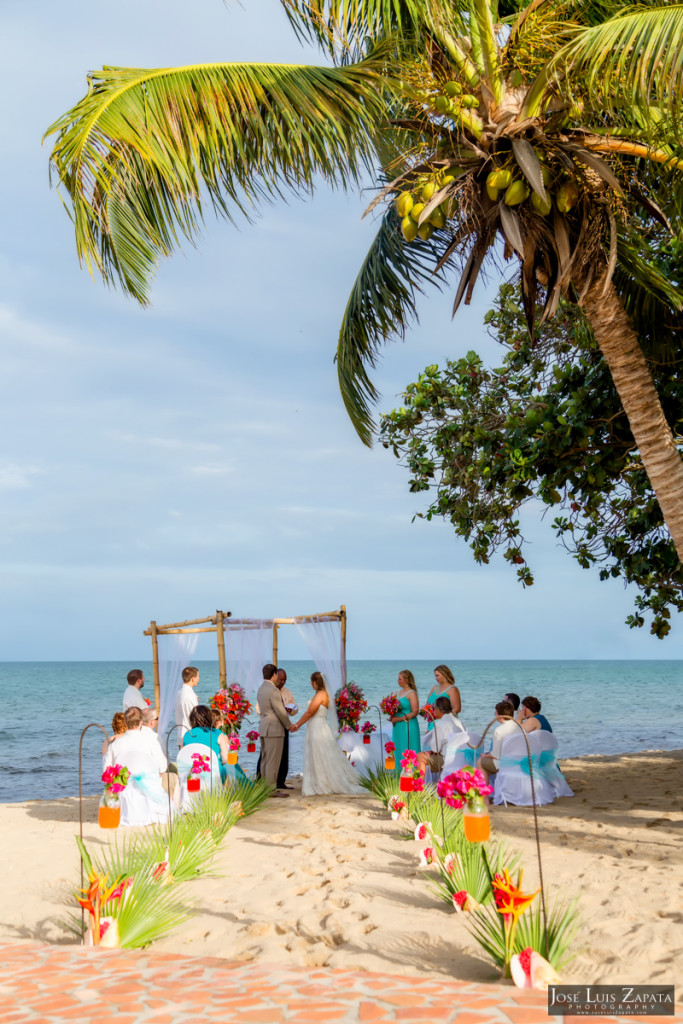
[0,749,681,986]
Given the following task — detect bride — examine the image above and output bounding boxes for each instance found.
[291,672,365,797]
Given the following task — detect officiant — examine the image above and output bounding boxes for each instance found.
[276,668,297,790]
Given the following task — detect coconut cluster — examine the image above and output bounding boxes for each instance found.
[395,170,457,242]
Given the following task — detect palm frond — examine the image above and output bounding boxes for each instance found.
[336,205,447,445]
[46,55,391,303]
[555,4,683,137]
[281,0,465,58]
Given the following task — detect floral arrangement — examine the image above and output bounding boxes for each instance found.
[228,735,240,752]
[379,694,401,717]
[453,890,481,913]
[419,704,436,722]
[190,753,210,776]
[400,750,423,780]
[436,767,493,809]
[492,868,539,975]
[246,730,259,743]
[334,680,368,730]
[101,764,129,798]
[384,741,395,755]
[387,795,409,821]
[210,683,252,731]
[360,721,376,736]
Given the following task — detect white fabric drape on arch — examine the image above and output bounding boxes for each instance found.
[294,616,345,735]
[225,620,274,707]
[157,632,200,749]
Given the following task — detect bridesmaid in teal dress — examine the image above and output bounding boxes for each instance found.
[424,664,462,730]
[390,670,421,764]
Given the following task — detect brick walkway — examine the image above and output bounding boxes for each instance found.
[0,943,680,1024]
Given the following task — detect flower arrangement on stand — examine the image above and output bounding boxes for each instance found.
[437,767,493,842]
[399,750,424,792]
[209,683,252,732]
[419,704,437,723]
[246,730,259,753]
[99,765,130,829]
[227,735,240,765]
[187,753,210,791]
[334,681,368,731]
[384,741,396,770]
[379,694,401,718]
[360,721,376,744]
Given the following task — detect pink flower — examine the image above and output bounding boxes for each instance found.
[418,847,434,867]
[510,948,561,990]
[452,890,469,910]
[384,741,395,755]
[414,822,430,842]
[444,852,458,876]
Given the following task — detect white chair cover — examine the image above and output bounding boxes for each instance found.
[492,731,557,806]
[117,746,170,827]
[177,742,222,812]
[441,731,483,776]
[337,731,384,772]
[535,731,574,799]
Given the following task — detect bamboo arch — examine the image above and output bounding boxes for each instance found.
[144,606,347,710]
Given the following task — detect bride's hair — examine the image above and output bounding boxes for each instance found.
[311,671,327,691]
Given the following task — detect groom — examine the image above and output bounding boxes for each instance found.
[257,664,292,797]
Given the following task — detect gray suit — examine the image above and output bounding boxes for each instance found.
[257,679,291,786]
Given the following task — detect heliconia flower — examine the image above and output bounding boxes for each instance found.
[510,948,561,990]
[414,822,430,842]
[492,870,539,922]
[444,852,458,876]
[419,847,434,867]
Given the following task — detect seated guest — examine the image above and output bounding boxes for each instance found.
[102,712,127,757]
[503,692,520,712]
[478,701,519,785]
[183,705,228,783]
[518,696,553,733]
[417,697,466,770]
[104,707,177,818]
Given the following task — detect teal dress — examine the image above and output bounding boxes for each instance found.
[392,694,421,765]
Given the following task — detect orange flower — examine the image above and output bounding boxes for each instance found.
[492,869,539,922]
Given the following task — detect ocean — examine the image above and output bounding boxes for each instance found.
[1,660,681,803]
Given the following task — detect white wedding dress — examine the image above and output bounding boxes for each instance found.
[302,702,366,797]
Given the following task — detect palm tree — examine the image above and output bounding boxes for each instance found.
[46,0,683,556]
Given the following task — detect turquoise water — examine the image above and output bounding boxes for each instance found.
[1,660,681,802]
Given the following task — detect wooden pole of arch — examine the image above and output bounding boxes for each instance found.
[340,604,347,686]
[272,622,279,666]
[216,610,227,689]
[150,621,161,712]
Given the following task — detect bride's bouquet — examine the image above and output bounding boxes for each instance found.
[334,680,368,731]
[379,694,401,717]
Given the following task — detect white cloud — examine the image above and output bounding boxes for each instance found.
[0,461,40,490]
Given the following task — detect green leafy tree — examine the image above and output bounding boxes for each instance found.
[46,0,683,557]
[380,279,683,636]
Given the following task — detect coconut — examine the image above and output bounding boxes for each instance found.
[395,192,414,218]
[401,216,419,242]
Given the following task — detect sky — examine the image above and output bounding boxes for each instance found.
[0,0,681,661]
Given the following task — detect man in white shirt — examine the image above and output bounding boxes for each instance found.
[417,697,466,770]
[105,707,167,774]
[478,701,519,783]
[174,666,199,747]
[122,669,149,712]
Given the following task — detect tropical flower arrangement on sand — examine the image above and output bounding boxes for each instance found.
[399,749,425,792]
[419,704,437,722]
[359,765,579,988]
[70,778,272,950]
[210,683,252,731]
[360,721,376,742]
[334,681,368,731]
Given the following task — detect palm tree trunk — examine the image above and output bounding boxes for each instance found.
[582,272,683,563]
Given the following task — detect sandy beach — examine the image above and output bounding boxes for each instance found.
[0,749,681,988]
